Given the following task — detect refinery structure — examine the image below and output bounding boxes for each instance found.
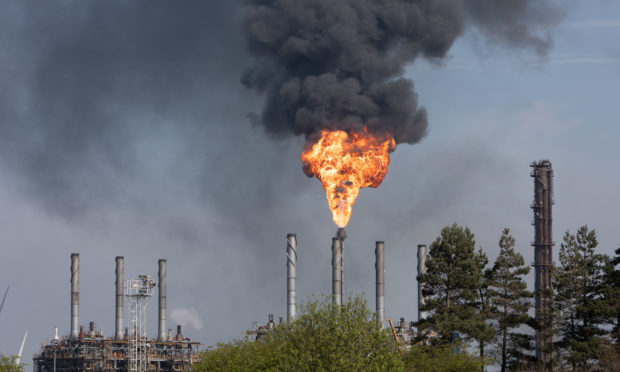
[33,160,555,369]
[33,256,201,372]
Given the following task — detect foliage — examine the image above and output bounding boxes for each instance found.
[600,247,620,340]
[193,338,282,372]
[596,330,620,371]
[418,223,486,345]
[277,296,402,371]
[0,356,24,372]
[193,295,403,372]
[554,226,608,370]
[470,248,495,368]
[402,344,485,372]
[486,228,534,371]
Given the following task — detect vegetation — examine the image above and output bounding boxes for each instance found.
[195,296,401,371]
[193,295,483,372]
[486,228,534,372]
[554,226,608,370]
[402,344,484,372]
[418,223,487,345]
[0,356,24,372]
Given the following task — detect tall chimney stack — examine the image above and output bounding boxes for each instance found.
[331,237,343,306]
[531,160,554,364]
[337,228,346,300]
[417,244,427,321]
[70,253,79,339]
[375,241,385,328]
[115,256,124,340]
[286,234,297,322]
[158,259,167,341]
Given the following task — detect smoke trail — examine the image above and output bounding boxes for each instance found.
[0,1,245,216]
[240,0,563,143]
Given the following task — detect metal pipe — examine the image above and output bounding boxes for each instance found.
[158,259,167,341]
[115,256,124,340]
[70,253,79,339]
[337,229,346,301]
[331,237,342,306]
[375,241,385,328]
[286,234,297,322]
[417,244,427,321]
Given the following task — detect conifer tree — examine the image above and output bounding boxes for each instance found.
[601,247,620,340]
[554,226,607,370]
[419,223,485,346]
[486,228,533,372]
[470,249,495,370]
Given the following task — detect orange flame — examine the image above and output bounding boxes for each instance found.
[301,128,395,227]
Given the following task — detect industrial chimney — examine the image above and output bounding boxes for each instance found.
[286,234,297,322]
[70,253,79,339]
[417,244,427,321]
[115,256,124,340]
[158,259,167,341]
[331,237,343,306]
[375,241,385,329]
[337,228,346,301]
[531,160,554,363]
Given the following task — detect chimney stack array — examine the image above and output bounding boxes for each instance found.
[158,259,167,341]
[115,256,124,340]
[331,236,343,306]
[70,253,79,339]
[68,254,170,341]
[286,234,297,322]
[375,241,385,329]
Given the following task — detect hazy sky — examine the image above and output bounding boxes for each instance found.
[1,0,619,363]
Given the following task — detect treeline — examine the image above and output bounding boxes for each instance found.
[193,223,620,372]
[418,223,620,371]
[193,296,485,372]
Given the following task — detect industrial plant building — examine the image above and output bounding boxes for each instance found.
[33,160,555,369]
[33,255,201,372]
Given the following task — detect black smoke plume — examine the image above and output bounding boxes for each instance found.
[240,0,563,145]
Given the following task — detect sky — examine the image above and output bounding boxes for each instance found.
[1,0,619,364]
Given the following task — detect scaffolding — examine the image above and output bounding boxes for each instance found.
[125,275,156,372]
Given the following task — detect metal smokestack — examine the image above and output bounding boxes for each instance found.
[331,237,343,306]
[70,253,79,339]
[417,244,427,321]
[531,160,554,363]
[375,241,385,328]
[337,228,346,301]
[115,256,124,340]
[158,259,167,341]
[286,234,297,322]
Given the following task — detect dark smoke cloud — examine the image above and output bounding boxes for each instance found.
[241,0,464,144]
[241,0,563,144]
[465,0,564,56]
[0,1,247,216]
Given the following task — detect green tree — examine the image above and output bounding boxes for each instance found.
[600,246,620,340]
[0,356,24,372]
[278,296,402,371]
[402,344,485,372]
[486,228,534,372]
[418,223,485,346]
[193,295,403,372]
[470,248,495,370]
[554,226,608,370]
